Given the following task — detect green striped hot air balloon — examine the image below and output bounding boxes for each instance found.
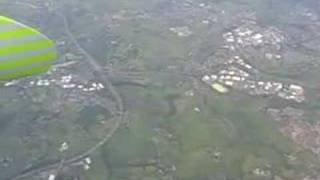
[0,15,57,81]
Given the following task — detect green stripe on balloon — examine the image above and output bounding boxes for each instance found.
[0,64,51,81]
[0,27,39,40]
[0,52,56,71]
[0,47,55,62]
[0,60,53,75]
[0,39,54,56]
[0,16,17,24]
[0,35,45,47]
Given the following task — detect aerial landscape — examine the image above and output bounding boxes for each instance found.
[1,0,320,179]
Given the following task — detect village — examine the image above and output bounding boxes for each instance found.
[201,55,305,103]
[198,17,305,103]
